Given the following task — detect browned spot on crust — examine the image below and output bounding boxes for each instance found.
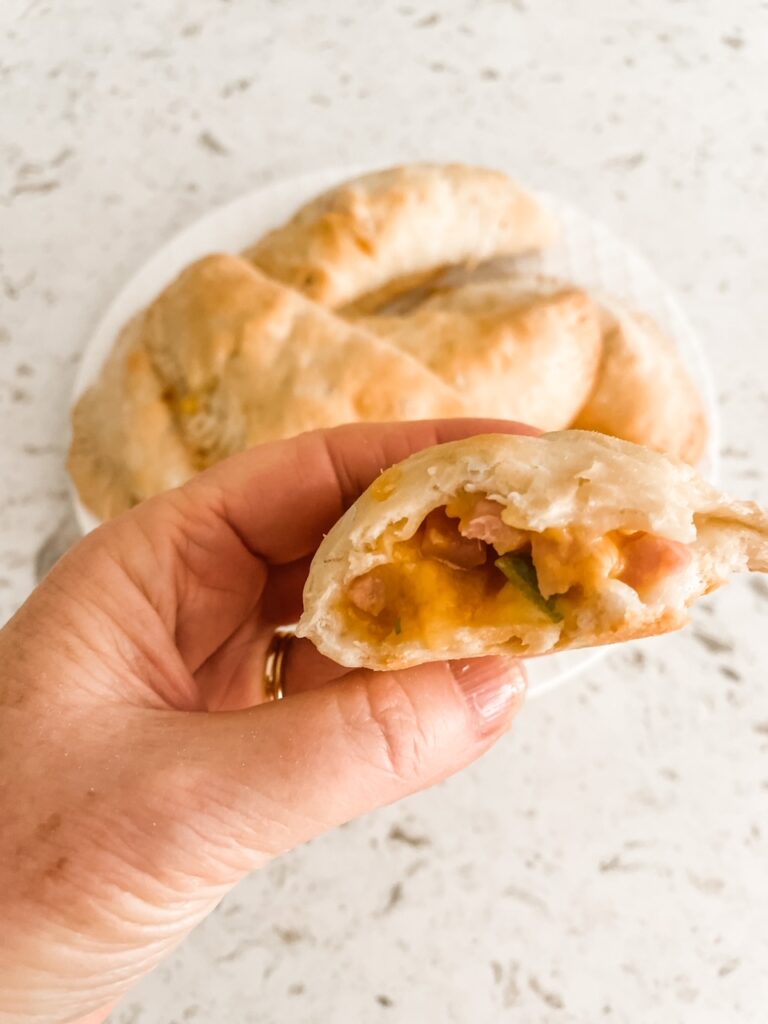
[45,855,69,878]
[36,812,63,838]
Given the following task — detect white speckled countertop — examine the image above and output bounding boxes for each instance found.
[2,1,767,1021]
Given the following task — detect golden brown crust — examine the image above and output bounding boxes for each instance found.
[143,255,469,453]
[244,164,556,308]
[357,288,604,431]
[68,314,195,519]
[573,305,709,465]
[68,255,470,520]
[409,276,709,465]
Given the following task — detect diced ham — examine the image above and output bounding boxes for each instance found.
[619,533,692,593]
[348,573,387,616]
[459,499,528,554]
[420,508,488,570]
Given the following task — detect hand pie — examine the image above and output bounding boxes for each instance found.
[68,314,195,520]
[573,300,709,465]
[412,277,709,465]
[69,255,469,519]
[298,431,767,669]
[358,288,603,431]
[244,164,556,311]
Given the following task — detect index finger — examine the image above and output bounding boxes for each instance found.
[185,419,539,564]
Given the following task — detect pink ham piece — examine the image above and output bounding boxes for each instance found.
[619,533,692,593]
[459,499,527,554]
[420,508,487,569]
[347,573,387,616]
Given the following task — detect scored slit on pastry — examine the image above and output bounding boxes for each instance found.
[298,431,768,669]
[244,163,557,310]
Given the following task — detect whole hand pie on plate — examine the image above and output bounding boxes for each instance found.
[357,287,603,431]
[244,163,557,311]
[381,275,709,464]
[298,431,768,669]
[69,255,469,519]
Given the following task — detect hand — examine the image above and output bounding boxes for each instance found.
[0,420,529,1024]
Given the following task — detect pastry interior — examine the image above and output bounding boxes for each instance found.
[340,492,696,654]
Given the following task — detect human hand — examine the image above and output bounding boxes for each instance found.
[0,420,530,1024]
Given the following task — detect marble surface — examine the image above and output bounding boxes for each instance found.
[1,1,767,1020]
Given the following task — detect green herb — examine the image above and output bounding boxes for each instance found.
[394,617,403,635]
[494,554,564,623]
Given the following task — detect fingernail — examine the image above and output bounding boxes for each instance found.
[450,657,527,734]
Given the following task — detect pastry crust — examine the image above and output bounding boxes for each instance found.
[357,288,603,431]
[413,276,709,464]
[573,301,709,465]
[244,164,556,309]
[68,314,195,520]
[143,255,469,451]
[68,255,470,519]
[298,431,768,669]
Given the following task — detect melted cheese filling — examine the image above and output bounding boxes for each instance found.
[342,497,691,649]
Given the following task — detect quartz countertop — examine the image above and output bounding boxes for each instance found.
[1,1,767,1020]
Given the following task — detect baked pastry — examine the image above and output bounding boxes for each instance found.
[68,255,469,520]
[244,164,556,311]
[409,276,709,464]
[298,431,767,669]
[358,287,603,430]
[68,165,710,524]
[573,301,709,465]
[69,314,196,519]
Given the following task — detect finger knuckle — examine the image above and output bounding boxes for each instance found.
[341,675,429,784]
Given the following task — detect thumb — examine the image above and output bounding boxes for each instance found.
[170,657,526,864]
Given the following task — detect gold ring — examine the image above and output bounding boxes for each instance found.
[263,626,296,702]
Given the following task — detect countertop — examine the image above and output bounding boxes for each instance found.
[1,1,767,1021]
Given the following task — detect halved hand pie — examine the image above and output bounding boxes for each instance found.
[298,431,768,669]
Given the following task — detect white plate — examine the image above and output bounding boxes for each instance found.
[69,165,721,700]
